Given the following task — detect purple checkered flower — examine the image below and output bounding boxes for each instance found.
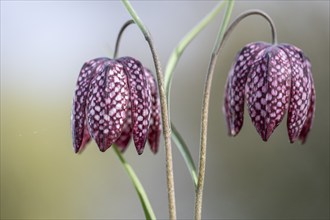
[71,57,161,154]
[223,42,315,143]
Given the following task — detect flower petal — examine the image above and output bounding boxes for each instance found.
[144,68,161,154]
[77,123,92,154]
[299,58,315,143]
[280,44,312,143]
[71,57,109,153]
[246,46,291,141]
[117,57,152,155]
[115,106,132,152]
[87,60,130,152]
[223,42,269,136]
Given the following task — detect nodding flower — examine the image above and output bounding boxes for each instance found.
[71,57,161,155]
[223,42,315,143]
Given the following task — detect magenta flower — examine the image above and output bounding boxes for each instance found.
[71,57,161,154]
[223,42,315,143]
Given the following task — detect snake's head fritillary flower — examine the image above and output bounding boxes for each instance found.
[71,56,161,155]
[223,42,315,143]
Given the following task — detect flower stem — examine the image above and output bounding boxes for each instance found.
[215,9,277,53]
[195,4,278,220]
[195,1,234,219]
[121,1,176,219]
[113,19,134,59]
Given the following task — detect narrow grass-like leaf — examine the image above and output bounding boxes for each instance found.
[213,0,235,55]
[163,1,226,190]
[164,1,226,100]
[172,123,198,188]
[113,145,156,220]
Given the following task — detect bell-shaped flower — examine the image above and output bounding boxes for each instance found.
[71,56,161,154]
[223,42,315,143]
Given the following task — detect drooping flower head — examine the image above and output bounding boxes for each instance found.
[71,57,161,154]
[223,42,315,143]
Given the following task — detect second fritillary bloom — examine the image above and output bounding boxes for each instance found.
[223,42,315,143]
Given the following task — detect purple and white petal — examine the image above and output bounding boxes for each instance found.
[223,41,315,144]
[71,57,110,153]
[299,58,315,143]
[246,46,291,141]
[224,42,270,136]
[144,68,161,154]
[117,57,152,155]
[115,106,132,152]
[280,44,312,143]
[77,123,92,154]
[87,61,130,152]
[223,65,236,135]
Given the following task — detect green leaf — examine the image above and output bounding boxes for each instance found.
[171,123,198,188]
[164,1,226,104]
[113,145,156,220]
[213,0,235,55]
[164,1,226,190]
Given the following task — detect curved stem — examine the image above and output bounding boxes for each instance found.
[195,5,278,220]
[194,53,219,220]
[113,19,135,59]
[216,9,277,55]
[121,1,176,219]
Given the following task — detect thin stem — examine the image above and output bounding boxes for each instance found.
[146,35,176,220]
[195,1,234,219]
[195,4,278,220]
[121,1,176,219]
[113,145,156,220]
[215,9,277,55]
[113,19,135,59]
[121,0,150,39]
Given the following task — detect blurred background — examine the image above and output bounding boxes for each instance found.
[1,1,329,219]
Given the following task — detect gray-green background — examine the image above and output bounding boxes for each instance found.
[1,1,329,219]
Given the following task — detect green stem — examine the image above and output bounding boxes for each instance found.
[121,1,149,38]
[194,1,235,220]
[121,1,176,219]
[113,19,134,59]
[215,9,277,54]
[195,4,277,220]
[113,145,156,220]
